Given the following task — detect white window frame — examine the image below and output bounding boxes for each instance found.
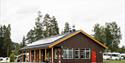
[63,48,68,59]
[63,48,73,59]
[85,48,91,59]
[68,48,73,59]
[74,48,80,59]
[81,48,91,59]
[80,49,85,59]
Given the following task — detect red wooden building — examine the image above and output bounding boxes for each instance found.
[21,30,108,63]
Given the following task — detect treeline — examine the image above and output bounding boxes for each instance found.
[0,24,12,57]
[0,24,20,58]
[93,22,124,52]
[23,11,74,45]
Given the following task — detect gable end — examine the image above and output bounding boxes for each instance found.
[49,30,108,49]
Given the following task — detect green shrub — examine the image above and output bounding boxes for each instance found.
[9,52,15,62]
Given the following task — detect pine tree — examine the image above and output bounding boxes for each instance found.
[0,25,4,57]
[93,24,106,44]
[26,11,44,43]
[26,29,35,43]
[43,14,51,37]
[6,24,12,57]
[0,25,3,37]
[3,24,12,57]
[34,11,44,41]
[43,15,59,37]
[20,36,26,48]
[50,16,59,35]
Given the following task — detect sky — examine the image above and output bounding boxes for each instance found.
[0,0,125,47]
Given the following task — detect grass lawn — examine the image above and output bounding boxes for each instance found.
[103,60,125,63]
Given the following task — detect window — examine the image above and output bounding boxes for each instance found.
[86,49,91,59]
[63,49,68,59]
[80,49,85,58]
[74,49,80,59]
[63,48,73,59]
[63,48,91,59]
[69,48,73,59]
[80,48,91,59]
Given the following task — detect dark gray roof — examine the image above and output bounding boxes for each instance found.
[21,31,78,50]
[21,43,52,50]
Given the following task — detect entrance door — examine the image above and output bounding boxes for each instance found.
[91,50,96,63]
